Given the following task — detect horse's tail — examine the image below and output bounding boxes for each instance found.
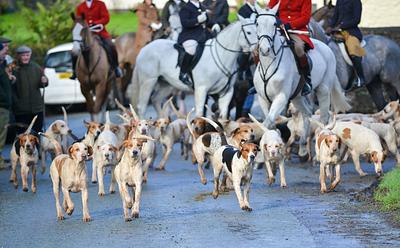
[330,77,351,113]
[130,66,140,108]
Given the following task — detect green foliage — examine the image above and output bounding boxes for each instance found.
[374,167,400,211]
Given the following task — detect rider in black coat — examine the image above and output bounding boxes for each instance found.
[178,0,212,86]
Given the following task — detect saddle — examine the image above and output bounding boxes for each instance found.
[332,34,367,66]
[174,43,205,71]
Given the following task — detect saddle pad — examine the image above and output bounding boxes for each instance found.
[338,42,353,66]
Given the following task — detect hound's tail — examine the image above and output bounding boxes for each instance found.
[186,108,196,140]
[104,111,112,131]
[115,98,129,115]
[168,97,186,119]
[38,132,63,156]
[331,77,351,113]
[248,114,269,133]
[24,115,38,134]
[61,106,68,123]
[200,117,228,146]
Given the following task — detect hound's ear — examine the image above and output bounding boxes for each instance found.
[191,119,195,124]
[111,125,120,134]
[68,145,74,157]
[18,134,25,146]
[231,128,241,136]
[237,151,242,158]
[370,151,378,163]
[87,145,93,156]
[33,135,39,145]
[122,140,131,148]
[51,123,60,133]
[111,145,118,152]
[83,120,90,127]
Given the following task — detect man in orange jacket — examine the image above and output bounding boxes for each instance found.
[268,0,313,96]
[71,0,122,79]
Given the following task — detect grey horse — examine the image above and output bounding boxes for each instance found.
[310,13,400,110]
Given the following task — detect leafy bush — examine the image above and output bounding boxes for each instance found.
[374,167,400,211]
[18,0,75,63]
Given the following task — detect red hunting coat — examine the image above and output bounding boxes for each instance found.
[268,0,314,49]
[76,0,111,39]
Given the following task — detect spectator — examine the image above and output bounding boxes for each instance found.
[0,42,12,169]
[202,0,229,34]
[12,45,48,135]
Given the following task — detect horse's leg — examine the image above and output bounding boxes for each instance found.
[194,86,208,117]
[383,83,399,101]
[92,80,110,123]
[218,87,234,120]
[80,83,95,114]
[291,97,313,161]
[137,77,158,118]
[258,96,271,123]
[315,84,331,125]
[366,76,387,111]
[266,94,288,129]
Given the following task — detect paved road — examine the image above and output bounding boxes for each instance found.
[1,107,399,248]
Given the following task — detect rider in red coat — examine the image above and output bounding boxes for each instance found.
[268,0,313,95]
[71,0,122,79]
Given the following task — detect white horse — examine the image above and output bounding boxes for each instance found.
[130,16,258,119]
[253,5,350,158]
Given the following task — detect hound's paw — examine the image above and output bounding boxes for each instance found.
[359,172,368,177]
[242,206,252,212]
[201,178,207,185]
[91,180,98,184]
[98,192,105,197]
[66,208,74,216]
[31,187,37,193]
[109,190,116,194]
[57,215,65,221]
[127,202,133,209]
[13,183,18,189]
[22,187,28,192]
[268,177,275,185]
[280,183,287,188]
[41,167,46,175]
[83,216,91,222]
[212,191,219,199]
[125,217,132,222]
[132,212,139,218]
[155,166,165,171]
[320,188,327,194]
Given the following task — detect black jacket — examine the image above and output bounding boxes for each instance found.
[0,61,12,110]
[238,3,255,19]
[178,1,212,44]
[202,0,229,27]
[330,0,363,41]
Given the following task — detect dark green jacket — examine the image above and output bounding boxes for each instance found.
[0,61,12,110]
[12,61,47,115]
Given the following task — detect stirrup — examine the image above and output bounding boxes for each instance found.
[301,82,312,96]
[247,87,257,95]
[70,72,77,80]
[179,73,193,87]
[353,77,365,89]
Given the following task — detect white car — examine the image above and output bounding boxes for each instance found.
[43,43,86,105]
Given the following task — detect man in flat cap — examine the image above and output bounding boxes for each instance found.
[12,45,48,135]
[0,41,12,169]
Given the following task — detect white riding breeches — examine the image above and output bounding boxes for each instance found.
[182,40,198,55]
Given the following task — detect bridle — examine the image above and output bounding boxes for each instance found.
[256,13,289,102]
[208,21,257,96]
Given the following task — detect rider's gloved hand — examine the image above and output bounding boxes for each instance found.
[284,23,292,30]
[275,19,282,27]
[211,24,221,33]
[197,12,207,24]
[150,22,162,31]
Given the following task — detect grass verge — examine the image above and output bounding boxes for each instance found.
[374,167,400,221]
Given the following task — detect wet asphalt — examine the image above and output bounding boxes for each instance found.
[1,103,400,248]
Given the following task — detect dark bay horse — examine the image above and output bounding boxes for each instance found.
[312,3,400,110]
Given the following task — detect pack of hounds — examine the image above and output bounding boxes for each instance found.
[9,98,400,222]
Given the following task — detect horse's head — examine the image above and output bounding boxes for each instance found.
[70,12,92,53]
[255,4,280,56]
[312,1,335,30]
[237,14,258,53]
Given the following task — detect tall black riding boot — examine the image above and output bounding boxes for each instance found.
[351,56,366,88]
[110,45,123,78]
[179,53,194,87]
[299,55,312,96]
[70,54,78,80]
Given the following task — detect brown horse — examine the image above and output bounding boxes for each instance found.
[71,14,114,122]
